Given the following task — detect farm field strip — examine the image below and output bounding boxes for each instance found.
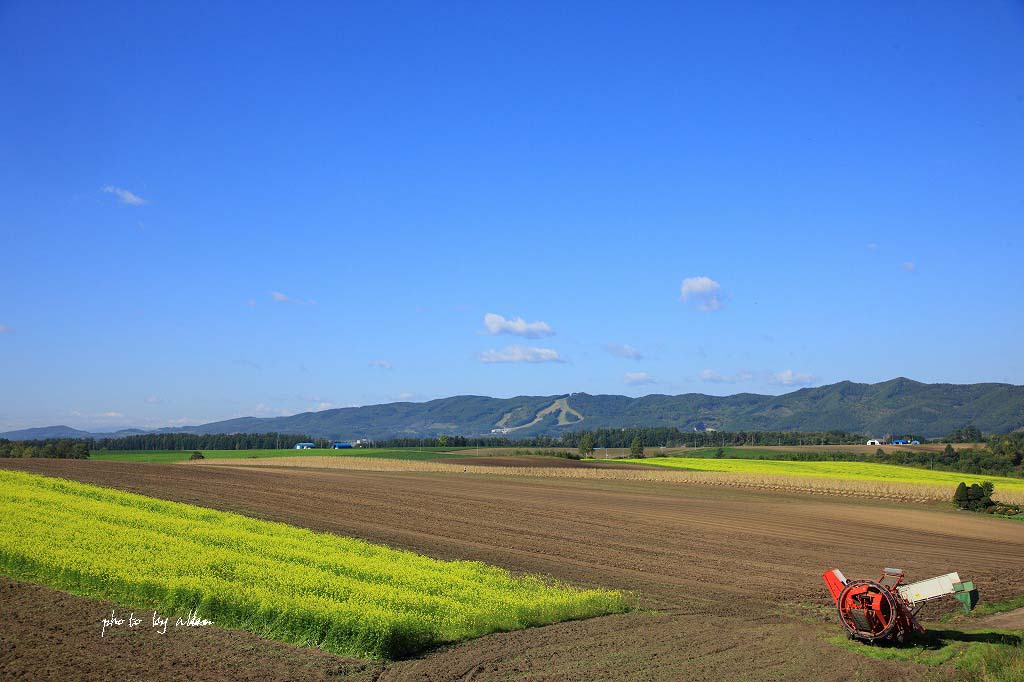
[621,457,1024,491]
[0,470,628,659]
[90,447,463,463]
[195,455,1024,504]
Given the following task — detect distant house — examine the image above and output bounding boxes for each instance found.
[892,439,909,445]
[294,442,315,450]
[330,442,353,449]
[866,439,882,446]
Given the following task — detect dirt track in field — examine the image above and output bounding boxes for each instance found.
[3,459,1023,681]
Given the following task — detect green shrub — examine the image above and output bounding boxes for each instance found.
[954,482,969,508]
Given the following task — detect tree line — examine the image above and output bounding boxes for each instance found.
[1,432,323,454]
[0,439,90,459]
[380,429,869,449]
[942,425,984,443]
[89,432,325,450]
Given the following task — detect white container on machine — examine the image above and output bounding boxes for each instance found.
[897,572,961,605]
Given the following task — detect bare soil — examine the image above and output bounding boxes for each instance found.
[0,578,381,681]
[4,458,1023,681]
[436,455,642,469]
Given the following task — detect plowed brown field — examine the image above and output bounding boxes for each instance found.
[2,458,1022,681]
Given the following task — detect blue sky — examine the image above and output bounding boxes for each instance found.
[1,2,1022,430]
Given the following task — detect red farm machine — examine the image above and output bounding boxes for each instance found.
[823,567,978,644]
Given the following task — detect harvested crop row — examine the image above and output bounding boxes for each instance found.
[197,456,1024,504]
[0,470,629,659]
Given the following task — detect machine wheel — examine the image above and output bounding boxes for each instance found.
[835,580,899,642]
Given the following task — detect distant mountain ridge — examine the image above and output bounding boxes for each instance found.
[4,378,1023,441]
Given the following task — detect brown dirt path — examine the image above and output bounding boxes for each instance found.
[6,459,1021,680]
[969,607,1024,631]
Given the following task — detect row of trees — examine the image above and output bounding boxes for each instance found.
[0,439,90,459]
[80,432,322,451]
[942,425,985,443]
[384,429,868,450]
[578,435,649,457]
[558,428,866,449]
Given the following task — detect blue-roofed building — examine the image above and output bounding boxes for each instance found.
[331,441,353,449]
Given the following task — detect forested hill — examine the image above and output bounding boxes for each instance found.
[6,378,1023,441]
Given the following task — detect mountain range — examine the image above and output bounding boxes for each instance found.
[4,378,1023,441]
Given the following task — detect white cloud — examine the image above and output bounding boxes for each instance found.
[70,409,124,419]
[867,243,878,251]
[483,313,554,338]
[624,372,654,385]
[314,402,337,411]
[270,291,315,305]
[605,343,642,359]
[0,324,10,334]
[397,392,416,400]
[101,185,146,205]
[144,395,161,404]
[902,261,916,273]
[253,402,291,416]
[479,345,564,364]
[771,369,816,387]
[370,359,393,369]
[246,299,257,308]
[699,369,758,384]
[680,276,723,312]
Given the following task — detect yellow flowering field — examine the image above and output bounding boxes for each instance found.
[0,470,628,659]
[624,457,1024,494]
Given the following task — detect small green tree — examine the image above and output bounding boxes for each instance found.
[981,481,994,498]
[953,482,969,508]
[437,435,450,447]
[967,483,984,510]
[579,434,595,457]
[630,436,644,458]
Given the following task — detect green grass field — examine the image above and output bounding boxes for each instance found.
[90,447,464,463]
[621,457,1024,493]
[828,630,1023,681]
[0,469,628,659]
[662,446,832,459]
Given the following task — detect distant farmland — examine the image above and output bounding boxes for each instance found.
[193,454,1024,505]
[622,456,1024,499]
[90,448,465,463]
